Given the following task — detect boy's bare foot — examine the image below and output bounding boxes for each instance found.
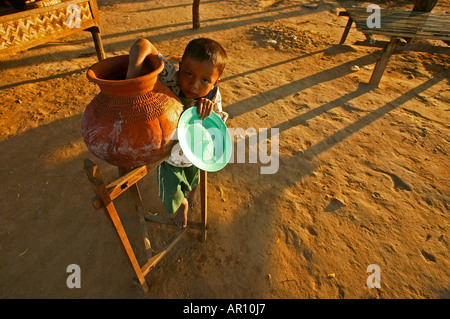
[187,186,198,209]
[174,198,189,228]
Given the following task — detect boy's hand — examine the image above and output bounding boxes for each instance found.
[196,98,213,120]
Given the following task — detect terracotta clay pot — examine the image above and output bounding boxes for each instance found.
[82,54,183,168]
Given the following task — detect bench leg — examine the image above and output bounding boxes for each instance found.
[340,17,354,45]
[369,37,400,87]
[88,26,106,61]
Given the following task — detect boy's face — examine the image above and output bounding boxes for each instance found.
[178,57,220,100]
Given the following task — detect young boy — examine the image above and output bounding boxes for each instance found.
[126,37,228,228]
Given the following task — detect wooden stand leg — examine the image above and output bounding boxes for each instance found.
[84,159,149,293]
[118,167,153,259]
[141,228,188,275]
[200,170,207,242]
[340,17,354,44]
[369,37,400,87]
[131,185,153,259]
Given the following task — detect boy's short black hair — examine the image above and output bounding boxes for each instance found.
[182,38,227,76]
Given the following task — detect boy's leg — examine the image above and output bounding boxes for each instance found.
[157,162,199,228]
[174,198,189,228]
[126,38,157,79]
[187,186,199,208]
[185,166,200,208]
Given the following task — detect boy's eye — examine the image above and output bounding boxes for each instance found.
[202,79,210,84]
[185,72,193,77]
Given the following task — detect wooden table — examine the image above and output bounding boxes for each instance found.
[0,0,105,60]
[339,7,450,87]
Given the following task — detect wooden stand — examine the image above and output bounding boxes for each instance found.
[83,158,208,293]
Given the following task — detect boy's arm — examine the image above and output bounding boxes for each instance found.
[212,88,228,122]
[126,38,159,79]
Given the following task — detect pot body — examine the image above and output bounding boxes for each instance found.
[82,55,183,168]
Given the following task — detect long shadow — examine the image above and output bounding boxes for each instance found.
[148,5,321,43]
[0,48,316,91]
[219,71,447,296]
[0,2,325,71]
[96,0,223,7]
[0,46,337,93]
[274,83,372,135]
[243,71,448,191]
[52,2,310,45]
[0,112,166,298]
[222,48,327,83]
[0,68,88,90]
[134,0,226,12]
[242,69,448,168]
[0,114,102,297]
[103,2,309,43]
[301,71,448,160]
[224,50,381,118]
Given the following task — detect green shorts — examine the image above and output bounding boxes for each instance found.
[157,161,199,215]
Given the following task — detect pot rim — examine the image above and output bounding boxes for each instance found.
[86,54,164,86]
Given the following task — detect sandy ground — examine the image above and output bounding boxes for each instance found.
[0,0,449,299]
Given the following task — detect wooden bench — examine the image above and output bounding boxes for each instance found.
[0,0,105,61]
[339,7,450,87]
